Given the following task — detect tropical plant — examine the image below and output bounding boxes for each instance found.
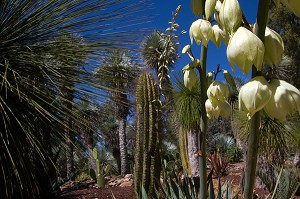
[0,0,148,198]
[134,72,162,198]
[94,50,140,175]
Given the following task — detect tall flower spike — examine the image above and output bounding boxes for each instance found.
[219,0,242,34]
[207,80,229,103]
[264,26,284,67]
[239,76,272,119]
[184,69,197,91]
[264,80,300,121]
[189,19,213,47]
[227,27,265,75]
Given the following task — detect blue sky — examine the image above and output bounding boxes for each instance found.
[147,0,260,81]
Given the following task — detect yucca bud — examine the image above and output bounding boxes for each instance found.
[189,19,213,47]
[280,0,300,17]
[205,99,221,119]
[191,0,203,17]
[219,0,242,34]
[264,80,300,121]
[239,76,272,119]
[214,1,223,28]
[207,80,229,103]
[227,27,265,75]
[207,72,213,86]
[264,26,284,67]
[223,70,237,92]
[184,69,197,90]
[219,101,231,117]
[205,0,217,20]
[182,45,191,54]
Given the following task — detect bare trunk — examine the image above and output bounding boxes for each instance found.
[66,119,74,178]
[118,118,128,175]
[187,129,199,176]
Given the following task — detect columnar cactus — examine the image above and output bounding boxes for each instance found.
[134,72,161,198]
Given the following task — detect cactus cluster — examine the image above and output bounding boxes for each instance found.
[134,72,162,198]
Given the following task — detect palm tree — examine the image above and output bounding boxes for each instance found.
[173,73,201,176]
[0,1,148,197]
[94,50,140,175]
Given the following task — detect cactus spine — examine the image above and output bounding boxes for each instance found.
[134,72,161,198]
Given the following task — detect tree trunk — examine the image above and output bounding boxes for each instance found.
[118,117,129,175]
[66,117,74,178]
[294,149,300,167]
[187,129,199,176]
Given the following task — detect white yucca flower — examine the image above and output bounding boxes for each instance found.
[264,26,284,67]
[239,76,272,119]
[264,80,300,121]
[212,24,228,47]
[227,27,265,75]
[205,99,221,119]
[205,0,217,20]
[189,19,213,47]
[207,80,229,103]
[184,69,197,90]
[219,0,242,34]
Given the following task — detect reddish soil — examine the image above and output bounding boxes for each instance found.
[57,163,299,199]
[59,186,133,199]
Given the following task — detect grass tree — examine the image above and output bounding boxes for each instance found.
[173,73,201,176]
[94,50,140,175]
[0,0,148,197]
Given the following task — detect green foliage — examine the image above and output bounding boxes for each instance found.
[257,166,300,199]
[90,147,111,188]
[173,72,201,130]
[226,146,243,163]
[134,72,162,198]
[0,0,149,197]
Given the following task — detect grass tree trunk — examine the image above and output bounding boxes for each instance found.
[187,129,199,176]
[244,0,271,198]
[118,117,129,175]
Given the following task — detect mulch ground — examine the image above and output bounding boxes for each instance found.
[59,186,133,199]
[57,162,300,199]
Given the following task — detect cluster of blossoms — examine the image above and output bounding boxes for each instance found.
[205,78,231,119]
[185,0,300,121]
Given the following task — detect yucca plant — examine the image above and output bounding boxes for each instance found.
[0,0,148,198]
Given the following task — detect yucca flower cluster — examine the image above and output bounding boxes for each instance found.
[205,80,231,119]
[187,0,300,121]
[239,76,300,121]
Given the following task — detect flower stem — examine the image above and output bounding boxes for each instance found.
[244,0,271,198]
[197,43,208,199]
